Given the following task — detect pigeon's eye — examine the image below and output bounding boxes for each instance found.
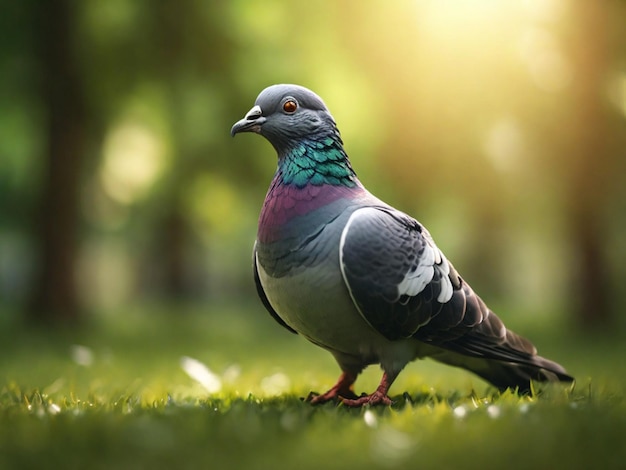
[283,100,298,113]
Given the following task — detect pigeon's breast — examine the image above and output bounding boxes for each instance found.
[255,185,424,366]
[256,183,362,277]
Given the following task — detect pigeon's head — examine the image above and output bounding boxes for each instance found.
[231,84,338,153]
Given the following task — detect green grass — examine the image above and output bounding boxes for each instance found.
[1,302,625,469]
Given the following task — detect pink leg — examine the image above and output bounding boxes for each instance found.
[341,371,398,407]
[307,371,359,404]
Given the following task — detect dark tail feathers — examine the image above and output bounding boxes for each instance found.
[471,354,574,393]
[431,349,574,394]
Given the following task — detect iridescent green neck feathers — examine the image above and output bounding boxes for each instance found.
[278,135,358,188]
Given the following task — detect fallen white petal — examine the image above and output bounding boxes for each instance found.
[180,356,222,393]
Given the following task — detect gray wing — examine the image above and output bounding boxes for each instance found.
[339,207,546,363]
[253,243,297,334]
[339,206,459,341]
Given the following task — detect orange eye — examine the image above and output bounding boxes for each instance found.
[283,99,297,113]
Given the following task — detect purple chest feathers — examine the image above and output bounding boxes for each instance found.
[258,182,361,244]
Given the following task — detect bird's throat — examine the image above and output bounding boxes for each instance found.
[277,137,357,188]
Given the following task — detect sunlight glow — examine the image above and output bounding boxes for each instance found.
[371,425,415,465]
[487,404,502,419]
[453,405,468,419]
[518,27,571,92]
[607,73,626,118]
[100,120,167,204]
[185,173,242,236]
[260,372,291,396]
[415,0,520,62]
[522,0,565,23]
[70,344,94,366]
[484,118,525,173]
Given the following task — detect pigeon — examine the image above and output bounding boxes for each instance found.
[231,84,573,406]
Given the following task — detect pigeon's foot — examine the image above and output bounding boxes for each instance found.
[340,370,398,407]
[340,390,393,407]
[306,371,358,404]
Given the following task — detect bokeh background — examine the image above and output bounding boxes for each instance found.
[1,0,625,333]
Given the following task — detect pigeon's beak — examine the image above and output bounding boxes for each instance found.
[231,105,266,137]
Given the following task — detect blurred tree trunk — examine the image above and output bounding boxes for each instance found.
[147,0,237,301]
[565,2,613,329]
[150,0,196,300]
[28,0,85,324]
[161,206,193,299]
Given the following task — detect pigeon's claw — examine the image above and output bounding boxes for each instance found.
[340,370,398,407]
[306,371,359,404]
[340,390,393,407]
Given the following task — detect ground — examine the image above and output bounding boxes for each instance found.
[1,302,625,469]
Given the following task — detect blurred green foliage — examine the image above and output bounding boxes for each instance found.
[0,0,625,327]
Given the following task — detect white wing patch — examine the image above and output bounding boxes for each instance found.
[396,240,453,303]
[397,260,434,297]
[434,251,453,303]
[422,227,454,303]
